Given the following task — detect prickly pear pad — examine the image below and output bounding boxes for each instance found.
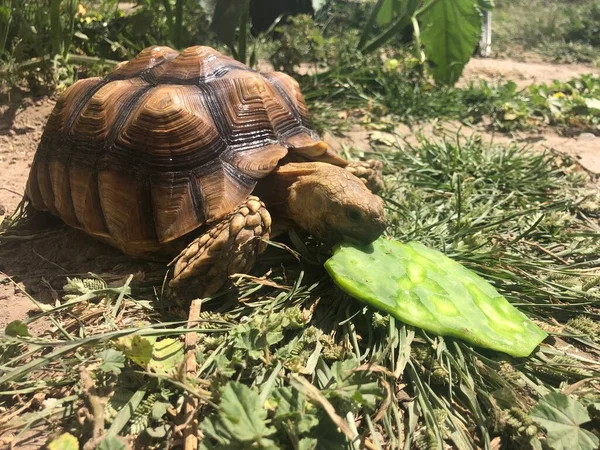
[324,238,547,357]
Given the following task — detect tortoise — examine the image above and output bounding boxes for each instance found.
[25,45,386,297]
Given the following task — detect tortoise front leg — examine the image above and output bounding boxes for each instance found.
[168,196,271,298]
[345,160,384,193]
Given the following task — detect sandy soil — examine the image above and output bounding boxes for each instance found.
[0,95,162,333]
[459,57,600,89]
[1,58,599,332]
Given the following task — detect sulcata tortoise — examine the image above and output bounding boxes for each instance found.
[25,45,386,297]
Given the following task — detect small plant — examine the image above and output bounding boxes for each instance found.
[269,14,330,75]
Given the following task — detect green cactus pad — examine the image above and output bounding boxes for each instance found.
[324,238,547,357]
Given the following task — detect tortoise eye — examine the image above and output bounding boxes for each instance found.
[346,208,362,221]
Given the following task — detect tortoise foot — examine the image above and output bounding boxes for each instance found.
[346,160,384,193]
[168,196,271,298]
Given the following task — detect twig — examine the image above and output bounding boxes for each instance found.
[290,374,377,450]
[562,377,600,396]
[521,239,570,265]
[183,299,202,450]
[33,249,69,273]
[80,367,110,450]
[230,272,291,290]
[0,187,23,196]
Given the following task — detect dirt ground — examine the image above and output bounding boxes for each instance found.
[1,57,599,333]
[459,56,600,88]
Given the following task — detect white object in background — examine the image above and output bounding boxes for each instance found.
[479,10,492,57]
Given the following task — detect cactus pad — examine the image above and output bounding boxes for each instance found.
[324,238,547,357]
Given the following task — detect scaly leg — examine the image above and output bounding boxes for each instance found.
[169,196,271,298]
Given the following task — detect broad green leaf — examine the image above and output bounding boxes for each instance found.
[327,359,381,409]
[148,338,184,375]
[232,323,266,360]
[151,399,170,420]
[115,335,155,368]
[98,349,126,374]
[271,387,318,435]
[419,0,482,85]
[376,0,398,25]
[299,438,318,450]
[200,381,276,448]
[48,433,79,450]
[530,393,599,450]
[97,437,127,450]
[325,238,547,357]
[5,320,30,337]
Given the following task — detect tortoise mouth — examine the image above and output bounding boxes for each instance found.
[340,220,387,246]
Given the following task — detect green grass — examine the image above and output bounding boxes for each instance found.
[302,51,600,136]
[493,0,600,65]
[1,133,599,449]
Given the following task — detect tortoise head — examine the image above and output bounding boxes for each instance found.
[280,162,386,244]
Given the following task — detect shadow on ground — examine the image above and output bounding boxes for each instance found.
[0,219,166,330]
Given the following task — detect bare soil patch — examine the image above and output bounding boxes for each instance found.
[459,57,600,89]
[0,95,162,333]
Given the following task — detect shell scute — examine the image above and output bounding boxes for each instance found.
[109,46,179,80]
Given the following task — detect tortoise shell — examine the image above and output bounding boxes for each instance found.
[26,46,324,256]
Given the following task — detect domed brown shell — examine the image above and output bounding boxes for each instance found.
[25,46,323,256]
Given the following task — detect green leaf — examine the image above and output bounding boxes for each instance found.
[419,0,482,85]
[146,424,170,438]
[97,437,127,450]
[299,438,318,450]
[325,238,548,357]
[152,399,171,420]
[148,338,184,375]
[106,388,147,438]
[115,335,155,368]
[5,320,30,337]
[200,381,276,448]
[271,387,318,435]
[327,359,381,409]
[376,0,398,25]
[584,98,600,111]
[232,324,265,360]
[530,393,599,450]
[48,433,79,450]
[98,349,126,374]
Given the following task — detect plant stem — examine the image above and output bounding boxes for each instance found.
[174,0,184,48]
[50,0,63,57]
